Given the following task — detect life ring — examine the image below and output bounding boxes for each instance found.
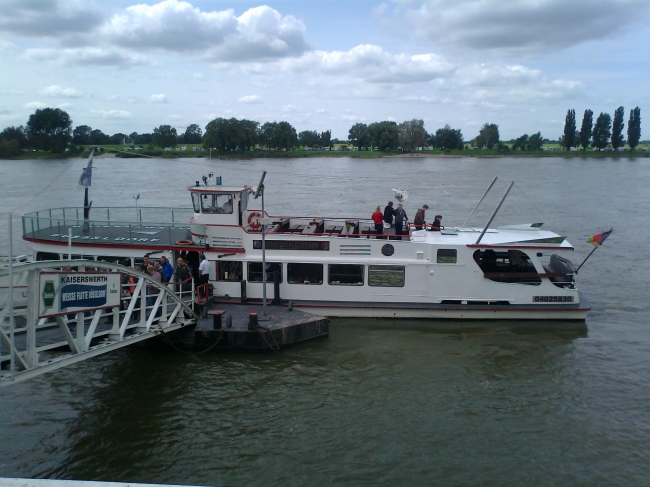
[248,211,263,229]
[175,239,194,245]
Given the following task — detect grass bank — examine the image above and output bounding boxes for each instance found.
[5,146,650,160]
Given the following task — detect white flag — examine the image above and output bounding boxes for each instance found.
[79,151,93,187]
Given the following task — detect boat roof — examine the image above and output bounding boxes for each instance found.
[188,186,247,193]
[410,226,573,249]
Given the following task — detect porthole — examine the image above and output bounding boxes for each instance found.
[381,244,395,256]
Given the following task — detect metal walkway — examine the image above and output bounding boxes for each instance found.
[0,260,198,387]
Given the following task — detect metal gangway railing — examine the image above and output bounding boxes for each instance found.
[0,260,198,387]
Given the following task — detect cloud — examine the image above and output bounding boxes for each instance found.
[3,1,309,66]
[57,103,73,109]
[0,39,17,52]
[100,1,309,62]
[25,47,155,67]
[0,108,13,115]
[385,0,650,53]
[277,44,456,84]
[24,101,46,109]
[40,85,83,98]
[400,95,440,103]
[457,63,582,102]
[238,95,262,104]
[150,94,169,103]
[0,0,104,38]
[90,109,132,119]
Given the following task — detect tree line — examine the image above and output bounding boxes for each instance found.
[0,106,643,159]
[562,107,642,150]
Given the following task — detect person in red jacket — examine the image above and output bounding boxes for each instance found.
[372,205,384,237]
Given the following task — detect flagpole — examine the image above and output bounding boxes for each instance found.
[576,227,613,273]
[575,246,598,273]
[83,186,90,233]
[82,150,93,233]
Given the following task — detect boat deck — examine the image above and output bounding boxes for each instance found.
[22,207,194,249]
[25,223,191,248]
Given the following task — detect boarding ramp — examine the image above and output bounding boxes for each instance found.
[0,260,197,387]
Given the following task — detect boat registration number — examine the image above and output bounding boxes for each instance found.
[533,296,573,303]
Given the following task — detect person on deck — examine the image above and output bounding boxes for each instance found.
[429,215,444,231]
[222,198,233,213]
[173,257,191,294]
[159,255,174,282]
[372,205,384,236]
[383,201,395,229]
[139,255,150,272]
[146,265,161,307]
[414,204,429,231]
[153,261,164,282]
[198,253,210,297]
[394,204,408,240]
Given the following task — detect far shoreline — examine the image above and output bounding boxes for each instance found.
[4,147,650,161]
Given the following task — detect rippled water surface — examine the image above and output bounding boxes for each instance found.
[1,156,650,486]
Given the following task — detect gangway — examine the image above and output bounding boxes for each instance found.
[0,260,198,387]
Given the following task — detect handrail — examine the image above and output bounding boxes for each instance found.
[0,261,196,319]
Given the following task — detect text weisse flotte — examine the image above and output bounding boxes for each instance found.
[62,289,106,302]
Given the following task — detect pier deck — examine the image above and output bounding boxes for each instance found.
[173,303,329,351]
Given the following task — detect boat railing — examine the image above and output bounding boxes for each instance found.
[22,207,194,239]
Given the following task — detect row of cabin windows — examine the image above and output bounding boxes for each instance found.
[218,261,406,287]
[35,252,171,270]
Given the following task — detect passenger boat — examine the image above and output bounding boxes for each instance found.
[22,175,589,320]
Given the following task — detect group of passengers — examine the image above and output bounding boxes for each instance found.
[373,202,443,240]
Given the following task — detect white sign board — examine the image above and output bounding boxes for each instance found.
[39,271,121,318]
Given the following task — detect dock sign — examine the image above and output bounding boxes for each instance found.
[39,272,121,318]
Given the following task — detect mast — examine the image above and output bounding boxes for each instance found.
[475,180,514,245]
[462,176,498,228]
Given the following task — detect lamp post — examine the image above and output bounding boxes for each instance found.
[253,171,268,318]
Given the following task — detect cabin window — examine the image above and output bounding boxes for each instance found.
[368,265,405,287]
[36,252,61,261]
[240,191,248,212]
[437,249,457,264]
[473,249,541,285]
[191,193,200,213]
[248,262,283,283]
[98,255,129,266]
[288,263,323,284]
[200,193,234,214]
[218,261,243,281]
[328,264,364,286]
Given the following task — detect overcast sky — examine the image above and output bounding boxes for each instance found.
[1,0,649,140]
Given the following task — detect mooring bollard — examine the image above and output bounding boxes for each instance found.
[209,310,223,330]
[248,312,258,330]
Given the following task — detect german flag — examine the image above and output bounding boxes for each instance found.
[587,228,613,247]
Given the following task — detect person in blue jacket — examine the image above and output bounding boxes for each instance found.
[159,255,174,283]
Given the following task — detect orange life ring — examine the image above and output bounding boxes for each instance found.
[175,239,194,245]
[248,211,263,229]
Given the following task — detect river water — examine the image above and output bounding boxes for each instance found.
[1,156,649,486]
